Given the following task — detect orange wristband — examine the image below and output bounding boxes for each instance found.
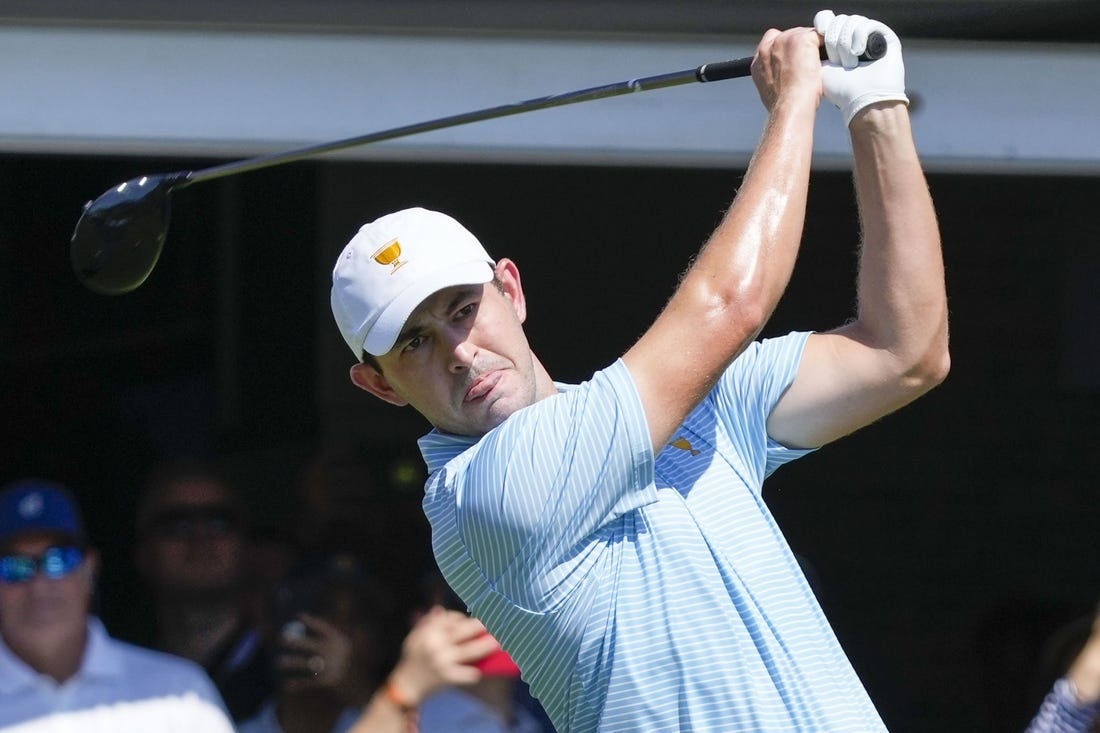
[383,679,417,714]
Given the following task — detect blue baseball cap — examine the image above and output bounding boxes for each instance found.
[0,480,86,548]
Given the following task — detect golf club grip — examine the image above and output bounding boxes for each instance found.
[697,30,888,83]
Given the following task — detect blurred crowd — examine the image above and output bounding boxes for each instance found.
[0,447,556,733]
[6,447,1100,733]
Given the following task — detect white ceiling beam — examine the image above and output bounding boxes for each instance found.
[0,25,1097,174]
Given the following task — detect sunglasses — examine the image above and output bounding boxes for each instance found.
[0,545,85,584]
[145,505,242,540]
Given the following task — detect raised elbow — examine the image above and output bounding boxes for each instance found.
[905,339,951,394]
[930,346,952,386]
[690,280,772,347]
[728,294,771,341]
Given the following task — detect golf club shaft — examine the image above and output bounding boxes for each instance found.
[181,59,753,187]
[174,31,885,188]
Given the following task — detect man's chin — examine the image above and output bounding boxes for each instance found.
[449,399,518,437]
[21,606,82,630]
[484,391,534,427]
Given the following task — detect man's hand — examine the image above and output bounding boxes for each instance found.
[815,9,909,126]
[751,26,824,113]
[385,606,500,705]
[276,613,358,697]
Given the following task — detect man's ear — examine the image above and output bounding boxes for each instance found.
[84,549,100,590]
[350,362,409,407]
[494,258,527,324]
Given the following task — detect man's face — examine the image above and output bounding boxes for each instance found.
[139,479,245,599]
[0,533,96,644]
[352,259,541,437]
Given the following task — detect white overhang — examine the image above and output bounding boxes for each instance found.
[0,24,1097,174]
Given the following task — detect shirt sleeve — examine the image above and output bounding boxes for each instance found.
[452,359,656,600]
[709,331,815,489]
[1025,678,1100,733]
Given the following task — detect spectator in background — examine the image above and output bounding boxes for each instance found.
[246,524,306,640]
[414,569,554,733]
[240,554,403,733]
[134,458,274,722]
[294,439,431,607]
[242,554,521,733]
[1027,604,1100,732]
[351,604,510,733]
[0,478,234,732]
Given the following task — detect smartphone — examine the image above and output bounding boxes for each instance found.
[275,618,316,682]
[471,632,522,677]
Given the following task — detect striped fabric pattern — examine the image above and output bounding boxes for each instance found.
[1026,679,1100,733]
[421,331,888,732]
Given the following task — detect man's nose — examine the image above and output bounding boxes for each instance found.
[446,331,477,373]
[25,571,64,593]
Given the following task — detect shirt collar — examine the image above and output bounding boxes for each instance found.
[82,616,124,679]
[417,382,574,475]
[418,429,478,475]
[0,616,118,692]
[0,629,37,693]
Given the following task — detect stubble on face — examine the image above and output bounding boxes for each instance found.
[466,348,542,434]
[384,281,541,437]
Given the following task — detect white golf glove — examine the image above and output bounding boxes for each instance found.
[814,9,908,126]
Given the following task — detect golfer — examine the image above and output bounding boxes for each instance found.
[331,10,948,732]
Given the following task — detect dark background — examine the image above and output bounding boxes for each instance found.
[4,4,1100,731]
[3,145,1099,733]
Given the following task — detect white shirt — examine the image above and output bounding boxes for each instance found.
[0,616,235,733]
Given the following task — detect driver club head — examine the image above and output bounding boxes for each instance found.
[70,172,191,295]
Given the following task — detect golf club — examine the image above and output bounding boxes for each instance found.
[70,33,886,295]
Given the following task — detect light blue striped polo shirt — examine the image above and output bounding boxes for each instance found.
[421,331,888,732]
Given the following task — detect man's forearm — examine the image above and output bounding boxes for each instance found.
[623,48,821,451]
[848,102,948,379]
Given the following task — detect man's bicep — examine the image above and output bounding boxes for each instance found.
[766,328,925,449]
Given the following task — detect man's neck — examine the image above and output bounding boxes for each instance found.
[6,619,89,684]
[155,599,241,666]
[531,354,558,402]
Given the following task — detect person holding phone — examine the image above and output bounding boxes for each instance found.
[409,570,554,732]
[354,605,540,733]
[239,554,521,733]
[238,555,398,733]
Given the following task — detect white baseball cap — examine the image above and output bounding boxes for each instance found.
[331,207,495,359]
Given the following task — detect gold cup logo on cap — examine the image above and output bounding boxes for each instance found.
[371,238,406,273]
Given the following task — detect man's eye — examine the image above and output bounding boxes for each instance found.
[402,335,425,353]
[456,302,477,319]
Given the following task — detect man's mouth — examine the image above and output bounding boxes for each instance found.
[465,370,503,403]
